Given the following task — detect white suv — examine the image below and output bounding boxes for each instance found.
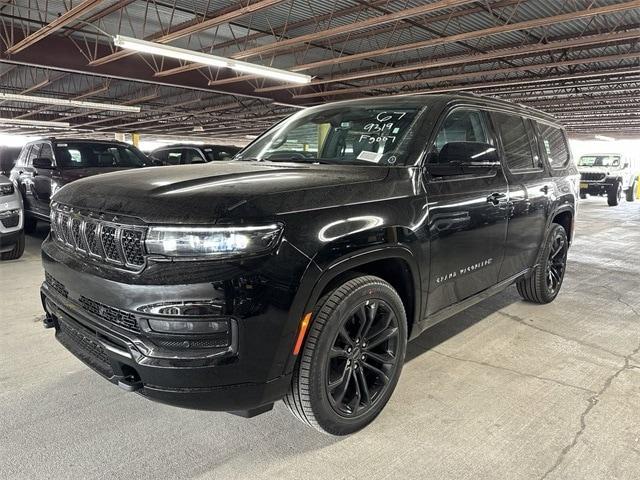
[0,174,24,260]
[578,153,639,206]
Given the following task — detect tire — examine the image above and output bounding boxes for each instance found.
[23,215,37,233]
[284,275,407,435]
[579,192,587,200]
[1,230,25,260]
[607,181,622,206]
[516,224,568,304]
[626,181,636,202]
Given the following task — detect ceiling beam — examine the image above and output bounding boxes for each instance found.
[256,28,640,93]
[286,0,640,72]
[232,0,477,59]
[89,0,288,67]
[292,51,640,99]
[6,0,105,54]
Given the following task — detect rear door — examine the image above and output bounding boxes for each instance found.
[490,112,553,280]
[424,107,510,316]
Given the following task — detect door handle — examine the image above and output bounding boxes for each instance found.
[486,192,507,205]
[540,185,549,194]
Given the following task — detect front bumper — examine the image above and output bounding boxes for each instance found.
[42,283,292,411]
[39,235,314,412]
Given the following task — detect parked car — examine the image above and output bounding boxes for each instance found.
[149,144,241,165]
[577,153,639,205]
[40,94,578,435]
[0,174,24,260]
[10,138,152,232]
[0,146,22,176]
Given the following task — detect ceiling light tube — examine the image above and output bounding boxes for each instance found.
[113,35,312,85]
[0,117,71,128]
[594,134,615,141]
[0,92,140,112]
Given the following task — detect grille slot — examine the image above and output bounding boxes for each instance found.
[51,204,146,271]
[45,272,68,298]
[78,296,140,332]
[580,172,606,182]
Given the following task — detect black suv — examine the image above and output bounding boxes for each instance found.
[149,144,241,165]
[40,95,578,435]
[10,138,150,232]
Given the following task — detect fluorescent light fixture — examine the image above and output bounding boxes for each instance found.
[594,134,615,141]
[0,92,140,113]
[0,117,70,128]
[113,35,312,85]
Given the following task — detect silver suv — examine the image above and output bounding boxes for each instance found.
[578,153,639,206]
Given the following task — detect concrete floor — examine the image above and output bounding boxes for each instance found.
[1,199,639,480]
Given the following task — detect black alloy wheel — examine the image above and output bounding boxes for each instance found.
[545,228,567,297]
[284,275,407,435]
[326,299,400,417]
[516,223,568,304]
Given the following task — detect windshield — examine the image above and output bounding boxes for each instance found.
[54,142,147,168]
[578,155,621,168]
[237,105,422,166]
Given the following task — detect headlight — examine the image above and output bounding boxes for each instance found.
[145,224,283,258]
[0,183,14,196]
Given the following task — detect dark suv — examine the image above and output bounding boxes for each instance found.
[10,138,150,232]
[149,144,241,165]
[40,95,578,435]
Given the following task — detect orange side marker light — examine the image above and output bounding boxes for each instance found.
[293,312,312,355]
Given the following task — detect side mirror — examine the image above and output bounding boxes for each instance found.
[427,142,500,176]
[33,157,53,169]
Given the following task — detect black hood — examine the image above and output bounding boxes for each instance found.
[53,161,390,223]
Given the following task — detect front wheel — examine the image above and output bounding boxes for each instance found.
[284,275,407,435]
[607,181,622,206]
[516,224,568,304]
[1,230,25,260]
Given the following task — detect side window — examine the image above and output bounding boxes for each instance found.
[183,149,205,164]
[27,143,41,165]
[537,123,569,169]
[152,149,167,162]
[166,149,182,165]
[433,109,490,155]
[493,112,537,171]
[40,143,53,161]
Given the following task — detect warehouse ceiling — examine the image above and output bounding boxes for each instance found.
[0,0,638,141]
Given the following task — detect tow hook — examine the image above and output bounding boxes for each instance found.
[117,375,143,392]
[42,314,55,329]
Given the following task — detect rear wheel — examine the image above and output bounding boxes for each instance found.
[1,230,25,260]
[516,224,568,304]
[626,180,636,202]
[607,181,622,206]
[284,275,407,435]
[23,215,37,233]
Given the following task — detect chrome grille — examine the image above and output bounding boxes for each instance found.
[51,204,146,271]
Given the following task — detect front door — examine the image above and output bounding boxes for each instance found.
[423,108,510,316]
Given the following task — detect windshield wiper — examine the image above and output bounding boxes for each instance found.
[264,157,336,164]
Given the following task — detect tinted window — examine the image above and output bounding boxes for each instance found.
[203,146,240,161]
[538,123,569,168]
[433,109,489,155]
[40,143,54,160]
[165,149,182,165]
[493,113,536,171]
[27,143,41,165]
[183,149,205,164]
[151,149,167,162]
[54,142,145,168]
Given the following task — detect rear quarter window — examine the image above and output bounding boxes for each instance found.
[537,123,570,169]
